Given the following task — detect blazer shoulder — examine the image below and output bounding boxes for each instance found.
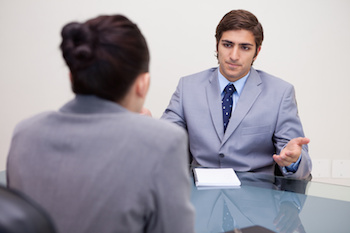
[13,111,56,134]
[128,114,189,159]
[179,67,218,88]
[182,67,217,80]
[130,113,188,140]
[255,69,293,88]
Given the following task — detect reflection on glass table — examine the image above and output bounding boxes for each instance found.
[190,170,350,233]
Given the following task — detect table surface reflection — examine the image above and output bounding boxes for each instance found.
[190,170,350,233]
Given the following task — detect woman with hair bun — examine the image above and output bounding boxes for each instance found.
[7,15,195,233]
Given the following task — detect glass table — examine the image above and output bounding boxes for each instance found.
[190,170,350,233]
[2,170,350,232]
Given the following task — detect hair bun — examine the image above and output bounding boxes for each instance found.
[74,44,93,61]
[60,22,95,69]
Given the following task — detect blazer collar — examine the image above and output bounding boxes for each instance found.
[59,95,128,115]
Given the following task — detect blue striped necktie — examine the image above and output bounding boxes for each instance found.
[222,84,236,132]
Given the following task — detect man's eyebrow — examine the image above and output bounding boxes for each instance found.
[221,40,254,47]
[240,43,254,47]
[221,40,233,44]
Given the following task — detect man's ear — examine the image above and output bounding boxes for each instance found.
[135,72,150,99]
[253,46,262,61]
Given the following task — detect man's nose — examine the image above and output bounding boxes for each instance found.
[229,47,239,61]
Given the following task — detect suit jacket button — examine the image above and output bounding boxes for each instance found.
[219,153,225,158]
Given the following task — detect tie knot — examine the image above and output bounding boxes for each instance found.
[224,84,236,95]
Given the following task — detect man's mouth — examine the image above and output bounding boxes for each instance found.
[226,62,241,69]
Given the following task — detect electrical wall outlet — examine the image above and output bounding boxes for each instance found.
[332,160,350,178]
[312,159,331,178]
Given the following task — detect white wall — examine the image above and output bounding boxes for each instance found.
[1,0,350,180]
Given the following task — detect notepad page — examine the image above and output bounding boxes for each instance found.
[194,168,241,187]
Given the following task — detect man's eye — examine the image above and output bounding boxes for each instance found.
[242,46,250,50]
[223,43,232,48]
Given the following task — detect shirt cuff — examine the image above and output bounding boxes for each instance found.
[284,155,302,173]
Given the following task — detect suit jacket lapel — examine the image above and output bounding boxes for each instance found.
[222,68,263,144]
[206,70,225,142]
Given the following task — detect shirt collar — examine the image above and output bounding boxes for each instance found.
[218,68,249,96]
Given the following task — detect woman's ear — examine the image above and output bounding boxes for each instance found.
[118,72,150,113]
[136,72,150,99]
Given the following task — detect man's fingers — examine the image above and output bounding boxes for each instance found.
[273,154,289,167]
[295,137,310,146]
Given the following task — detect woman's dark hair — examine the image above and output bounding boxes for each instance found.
[215,9,263,58]
[60,15,150,102]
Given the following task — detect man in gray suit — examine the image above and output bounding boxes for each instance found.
[7,15,195,233]
[162,9,312,179]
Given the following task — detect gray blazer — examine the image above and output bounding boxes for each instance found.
[7,95,195,233]
[162,67,312,179]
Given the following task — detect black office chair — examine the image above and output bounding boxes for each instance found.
[0,185,57,233]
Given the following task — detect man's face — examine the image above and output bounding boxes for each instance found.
[217,29,260,82]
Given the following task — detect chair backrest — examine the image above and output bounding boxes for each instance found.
[0,170,6,186]
[0,185,57,233]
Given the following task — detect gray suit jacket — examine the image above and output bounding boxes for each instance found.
[7,95,195,233]
[162,67,312,179]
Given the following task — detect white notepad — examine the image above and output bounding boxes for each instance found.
[193,168,241,188]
